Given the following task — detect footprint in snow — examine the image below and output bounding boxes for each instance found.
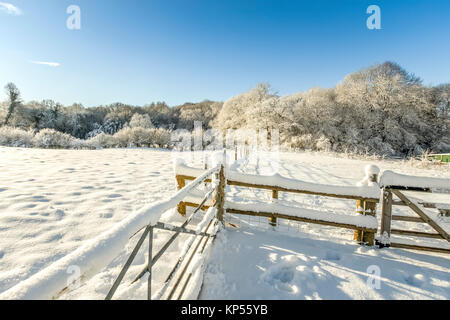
[404,274,426,287]
[107,194,122,199]
[55,209,65,218]
[32,196,50,203]
[324,251,341,261]
[47,233,64,242]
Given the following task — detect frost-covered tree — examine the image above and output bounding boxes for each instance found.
[215,83,276,131]
[129,113,153,128]
[3,83,21,126]
[174,100,222,130]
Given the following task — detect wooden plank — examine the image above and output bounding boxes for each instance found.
[354,199,377,246]
[269,190,278,226]
[354,200,364,243]
[390,229,443,239]
[389,242,450,254]
[391,190,450,242]
[392,200,436,209]
[184,202,210,210]
[177,175,212,183]
[386,186,431,192]
[226,208,377,233]
[227,180,379,203]
[380,189,393,237]
[180,175,379,203]
[176,176,187,215]
[216,166,226,222]
[391,215,425,223]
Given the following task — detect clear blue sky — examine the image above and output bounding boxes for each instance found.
[0,0,449,107]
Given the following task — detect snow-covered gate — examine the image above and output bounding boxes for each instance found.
[105,164,225,300]
[378,171,450,254]
[175,163,380,246]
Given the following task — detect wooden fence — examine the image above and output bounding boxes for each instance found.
[176,164,380,246]
[176,163,450,253]
[378,171,450,254]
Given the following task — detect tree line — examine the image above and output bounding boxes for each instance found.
[1,61,449,156]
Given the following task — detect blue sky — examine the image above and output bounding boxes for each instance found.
[0,0,449,107]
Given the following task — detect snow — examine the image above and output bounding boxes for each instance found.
[227,171,381,199]
[0,147,449,300]
[177,162,380,199]
[225,200,378,230]
[200,226,449,300]
[380,170,450,190]
[0,156,218,300]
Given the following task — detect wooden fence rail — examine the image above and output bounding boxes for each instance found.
[176,165,380,246]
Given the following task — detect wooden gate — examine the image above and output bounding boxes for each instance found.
[378,171,450,254]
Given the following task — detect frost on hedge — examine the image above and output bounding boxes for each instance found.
[0,126,172,150]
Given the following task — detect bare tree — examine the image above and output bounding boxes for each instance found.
[3,83,21,126]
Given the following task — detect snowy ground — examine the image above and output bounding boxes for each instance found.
[0,147,449,299]
[200,221,449,300]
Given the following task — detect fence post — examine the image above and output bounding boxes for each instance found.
[364,201,377,246]
[354,200,366,243]
[176,176,186,216]
[354,166,379,246]
[216,165,226,222]
[269,190,278,226]
[379,188,393,247]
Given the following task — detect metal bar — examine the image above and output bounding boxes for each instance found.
[105,225,150,300]
[147,226,153,300]
[131,187,217,284]
[152,220,217,300]
[177,273,192,300]
[200,226,213,254]
[129,174,218,240]
[178,220,217,300]
[153,238,199,299]
[153,222,212,237]
[167,219,214,300]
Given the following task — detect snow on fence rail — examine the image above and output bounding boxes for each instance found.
[176,162,381,245]
[226,200,378,232]
[379,170,450,190]
[0,164,221,300]
[176,164,380,202]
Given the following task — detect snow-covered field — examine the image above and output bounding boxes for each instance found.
[0,146,449,299]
